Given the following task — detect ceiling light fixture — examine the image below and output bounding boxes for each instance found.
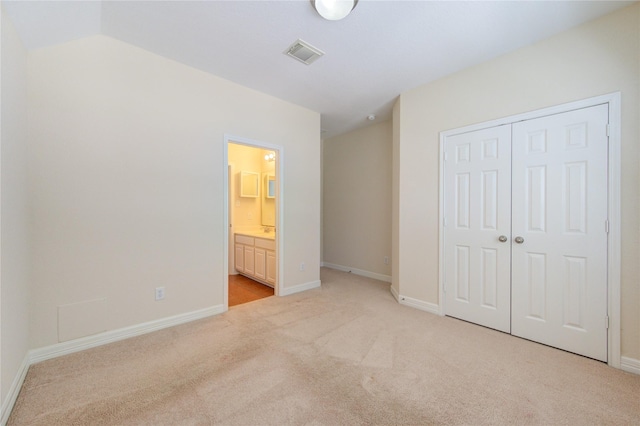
[313,0,358,21]
[264,152,276,162]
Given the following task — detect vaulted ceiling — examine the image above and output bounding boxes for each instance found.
[3,1,633,138]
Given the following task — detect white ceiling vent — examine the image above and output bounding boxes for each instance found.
[284,39,324,65]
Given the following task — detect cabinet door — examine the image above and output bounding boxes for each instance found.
[234,244,244,273]
[266,250,276,286]
[243,246,255,276]
[254,247,266,280]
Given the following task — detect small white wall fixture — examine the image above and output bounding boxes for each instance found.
[223,134,284,306]
[438,92,622,369]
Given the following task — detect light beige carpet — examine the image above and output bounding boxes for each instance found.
[8,268,640,425]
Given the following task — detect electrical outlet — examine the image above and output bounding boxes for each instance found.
[155,287,165,301]
[384,256,389,265]
[299,262,305,271]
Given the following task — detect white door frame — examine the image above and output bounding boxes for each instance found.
[439,92,621,368]
[223,134,284,308]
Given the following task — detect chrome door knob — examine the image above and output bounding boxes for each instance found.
[498,235,508,243]
[514,236,525,244]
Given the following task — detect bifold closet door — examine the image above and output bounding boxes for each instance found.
[443,125,512,333]
[511,104,609,362]
[444,104,609,361]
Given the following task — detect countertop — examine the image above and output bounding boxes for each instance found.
[235,231,276,241]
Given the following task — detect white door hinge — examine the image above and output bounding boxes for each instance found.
[605,220,610,234]
[443,217,447,227]
[606,124,611,137]
[605,315,609,329]
[444,152,448,162]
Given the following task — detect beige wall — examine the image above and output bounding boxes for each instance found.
[27,35,320,348]
[1,7,30,404]
[395,4,640,359]
[323,120,392,278]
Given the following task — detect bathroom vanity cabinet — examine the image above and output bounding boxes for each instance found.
[234,233,276,287]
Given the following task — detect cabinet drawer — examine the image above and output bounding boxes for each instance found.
[235,235,254,245]
[255,238,275,250]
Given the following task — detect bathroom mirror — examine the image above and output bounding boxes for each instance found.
[240,171,259,198]
[261,172,276,226]
[265,174,275,199]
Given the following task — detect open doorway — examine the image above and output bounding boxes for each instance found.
[224,136,281,308]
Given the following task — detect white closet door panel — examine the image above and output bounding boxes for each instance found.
[444,125,511,333]
[511,104,608,362]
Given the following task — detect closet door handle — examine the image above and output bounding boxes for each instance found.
[514,236,524,244]
[498,235,508,243]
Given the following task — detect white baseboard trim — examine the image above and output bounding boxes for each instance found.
[1,354,30,425]
[321,262,392,283]
[620,356,640,375]
[396,294,441,316]
[390,285,400,302]
[1,305,225,423]
[388,280,441,316]
[29,304,225,365]
[280,280,321,296]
